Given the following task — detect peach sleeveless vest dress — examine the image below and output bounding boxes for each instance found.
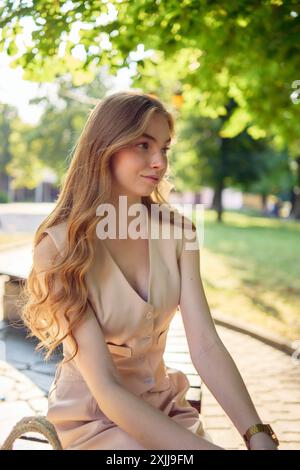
[44,209,213,450]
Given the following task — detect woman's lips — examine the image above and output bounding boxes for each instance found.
[142,175,159,183]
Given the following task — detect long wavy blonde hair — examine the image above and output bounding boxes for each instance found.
[20,90,185,365]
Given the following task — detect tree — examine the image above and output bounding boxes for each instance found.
[172,98,276,221]
[1,0,299,152]
[1,1,300,214]
[5,73,110,192]
[248,149,296,213]
[0,103,16,195]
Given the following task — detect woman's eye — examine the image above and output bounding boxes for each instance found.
[137,142,149,150]
[136,142,170,155]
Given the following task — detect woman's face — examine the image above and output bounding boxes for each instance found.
[110,112,171,204]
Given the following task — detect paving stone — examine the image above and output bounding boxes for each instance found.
[3,389,19,401]
[14,381,33,392]
[0,417,31,447]
[185,387,201,402]
[186,375,201,387]
[274,421,300,434]
[164,344,191,353]
[275,404,300,414]
[0,376,15,395]
[277,433,300,442]
[201,405,225,417]
[10,439,52,450]
[27,397,48,413]
[0,401,33,422]
[203,416,232,429]
[204,429,243,449]
[278,442,300,450]
[164,352,194,363]
[164,361,197,375]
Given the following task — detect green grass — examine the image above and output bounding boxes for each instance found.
[196,209,300,341]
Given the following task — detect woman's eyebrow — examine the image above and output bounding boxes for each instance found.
[141,132,171,144]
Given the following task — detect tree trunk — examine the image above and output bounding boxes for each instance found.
[211,182,224,223]
[292,193,300,219]
[0,171,9,193]
[210,98,236,224]
[261,193,267,211]
[216,184,224,223]
[290,156,300,219]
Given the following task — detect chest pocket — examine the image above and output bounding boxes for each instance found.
[106,342,132,357]
[157,328,169,345]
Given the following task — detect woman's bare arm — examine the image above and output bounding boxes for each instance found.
[178,222,277,449]
[34,234,224,450]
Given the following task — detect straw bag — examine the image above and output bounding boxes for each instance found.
[1,415,63,450]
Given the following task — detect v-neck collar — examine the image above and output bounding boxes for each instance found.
[100,213,153,308]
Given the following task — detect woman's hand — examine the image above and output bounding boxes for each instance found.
[248,432,279,450]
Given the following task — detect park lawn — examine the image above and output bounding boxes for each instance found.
[0,233,34,248]
[196,209,300,342]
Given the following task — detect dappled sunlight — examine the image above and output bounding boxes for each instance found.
[201,243,300,342]
[201,210,300,293]
[204,209,300,232]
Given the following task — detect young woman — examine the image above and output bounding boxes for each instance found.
[21,91,279,450]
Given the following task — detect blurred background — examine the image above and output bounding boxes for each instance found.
[0,0,299,450]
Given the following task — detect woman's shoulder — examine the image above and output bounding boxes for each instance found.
[154,203,195,227]
[152,203,196,259]
[38,220,68,258]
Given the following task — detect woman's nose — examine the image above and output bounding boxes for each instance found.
[150,151,167,169]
